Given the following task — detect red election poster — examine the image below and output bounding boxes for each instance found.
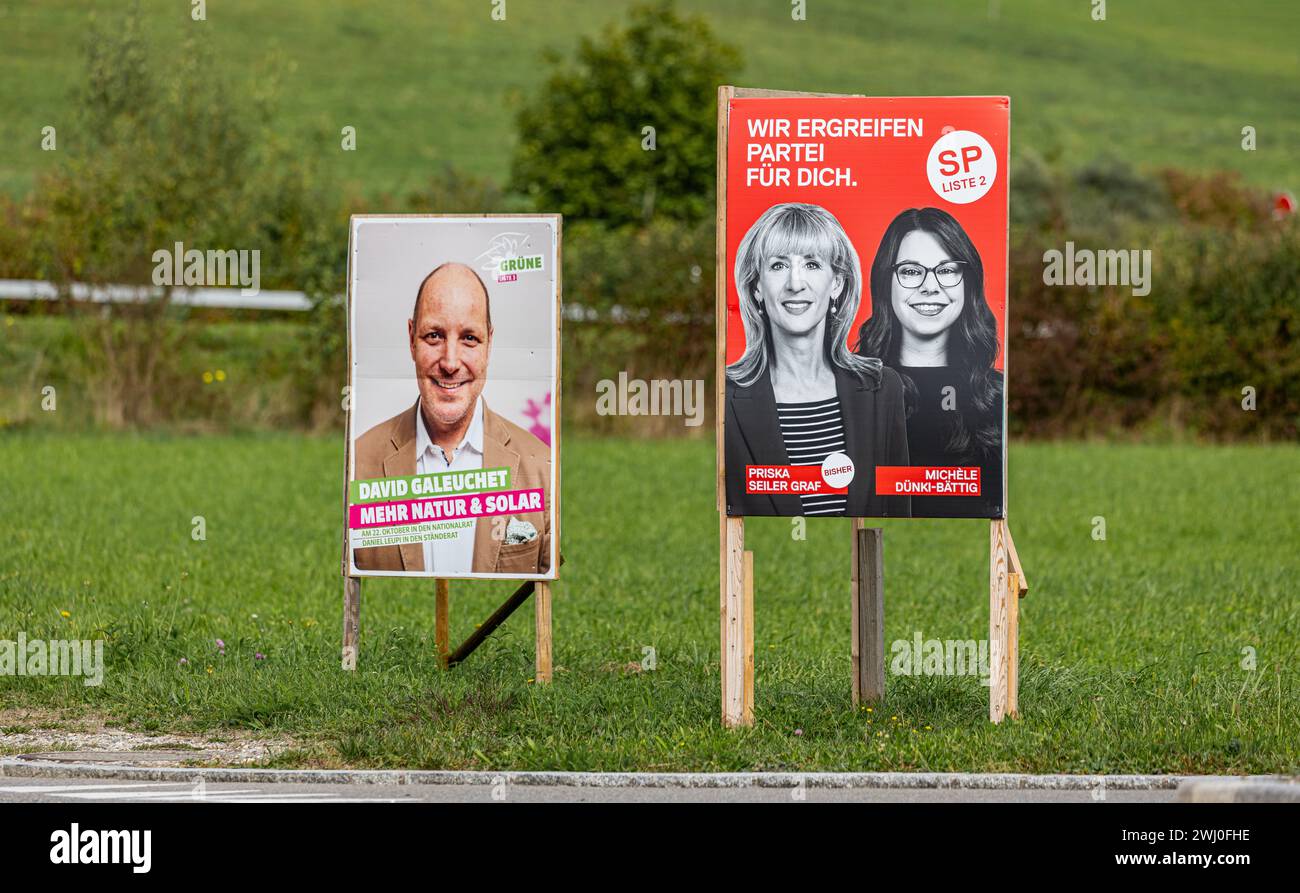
[722,95,1009,519]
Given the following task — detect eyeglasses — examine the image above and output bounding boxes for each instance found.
[893,260,965,289]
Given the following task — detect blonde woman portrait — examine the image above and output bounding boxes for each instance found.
[725,202,911,517]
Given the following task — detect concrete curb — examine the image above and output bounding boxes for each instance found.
[0,756,1273,790]
[1177,779,1300,803]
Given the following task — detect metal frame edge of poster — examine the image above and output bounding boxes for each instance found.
[339,213,563,684]
[715,86,1028,728]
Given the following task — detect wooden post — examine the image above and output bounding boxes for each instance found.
[721,515,750,727]
[540,215,560,687]
[446,580,534,667]
[435,579,450,668]
[743,549,755,721]
[535,580,553,684]
[714,86,732,522]
[1005,525,1028,719]
[1007,571,1020,718]
[341,576,360,671]
[341,230,358,673]
[716,86,751,728]
[989,519,1011,722]
[852,522,885,705]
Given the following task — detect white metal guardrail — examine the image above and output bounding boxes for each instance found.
[0,279,313,311]
[0,279,705,323]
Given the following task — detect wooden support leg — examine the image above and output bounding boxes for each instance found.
[989,520,1011,723]
[721,515,750,727]
[743,550,755,722]
[851,518,861,703]
[534,581,553,684]
[447,580,534,668]
[435,579,450,668]
[1008,571,1020,719]
[341,576,361,671]
[1005,526,1027,720]
[852,523,885,706]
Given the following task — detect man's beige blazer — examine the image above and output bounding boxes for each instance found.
[351,400,553,576]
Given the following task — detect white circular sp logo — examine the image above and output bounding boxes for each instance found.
[926,129,996,205]
[821,452,855,489]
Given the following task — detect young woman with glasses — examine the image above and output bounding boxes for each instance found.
[855,207,1004,518]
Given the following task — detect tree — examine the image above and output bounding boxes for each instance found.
[35,7,343,427]
[510,0,741,227]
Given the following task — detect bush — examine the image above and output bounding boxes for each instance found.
[510,0,741,227]
[1159,222,1299,439]
[561,218,715,433]
[27,8,346,428]
[1160,169,1273,229]
[1007,161,1297,442]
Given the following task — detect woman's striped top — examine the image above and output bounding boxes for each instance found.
[776,396,847,516]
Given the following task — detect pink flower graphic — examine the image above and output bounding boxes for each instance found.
[522,391,552,446]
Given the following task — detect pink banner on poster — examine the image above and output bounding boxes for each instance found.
[348,488,545,530]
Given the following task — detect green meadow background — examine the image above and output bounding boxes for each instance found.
[1,0,1296,196]
[1,434,1297,772]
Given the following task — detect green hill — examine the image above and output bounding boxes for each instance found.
[1,0,1295,197]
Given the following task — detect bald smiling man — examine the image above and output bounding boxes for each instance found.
[352,262,553,576]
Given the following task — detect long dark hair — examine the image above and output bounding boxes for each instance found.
[855,207,1002,457]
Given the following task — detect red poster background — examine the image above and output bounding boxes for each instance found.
[724,96,1009,371]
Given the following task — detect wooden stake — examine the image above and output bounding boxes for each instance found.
[340,228,358,673]
[715,85,733,514]
[716,87,752,728]
[743,550,755,721]
[1005,523,1027,718]
[341,576,360,671]
[989,520,1011,722]
[852,524,885,705]
[435,579,450,668]
[446,580,534,668]
[535,581,553,684]
[851,520,861,703]
[1007,570,1020,719]
[721,515,750,727]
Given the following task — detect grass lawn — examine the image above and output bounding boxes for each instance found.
[1,0,1296,196]
[0,431,1296,774]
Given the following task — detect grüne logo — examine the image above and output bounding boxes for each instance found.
[475,232,544,284]
[50,823,151,874]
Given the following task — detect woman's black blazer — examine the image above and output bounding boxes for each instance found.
[724,363,911,517]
